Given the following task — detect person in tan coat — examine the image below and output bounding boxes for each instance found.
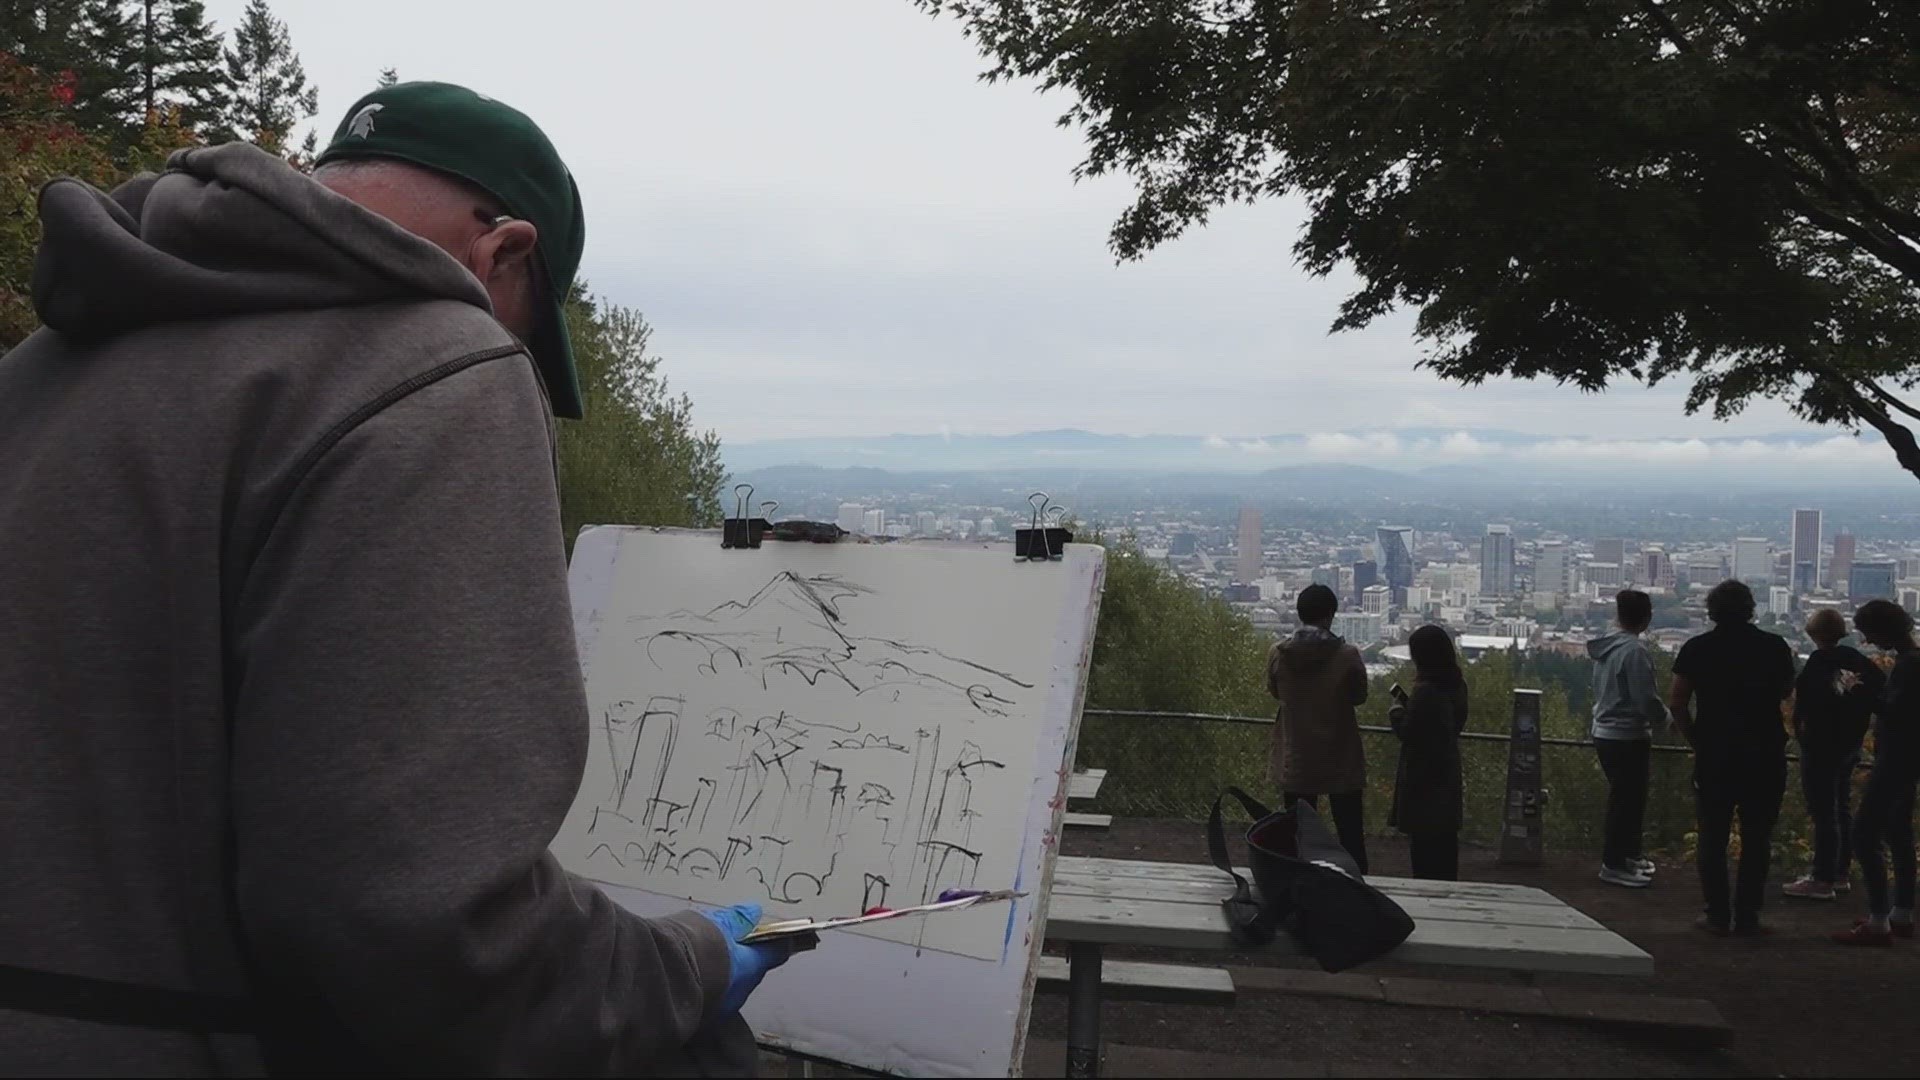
[1268,584,1373,873]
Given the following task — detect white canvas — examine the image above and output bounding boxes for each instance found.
[557,527,1104,1076]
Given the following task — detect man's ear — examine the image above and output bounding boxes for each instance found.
[475,219,540,285]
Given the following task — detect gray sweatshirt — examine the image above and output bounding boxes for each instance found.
[0,143,749,1075]
[1588,631,1668,740]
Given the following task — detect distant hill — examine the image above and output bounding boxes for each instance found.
[722,428,1913,493]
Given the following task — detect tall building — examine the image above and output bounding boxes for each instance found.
[1311,564,1340,590]
[1734,537,1772,587]
[1832,531,1857,592]
[1644,547,1675,590]
[1595,537,1627,579]
[1535,541,1568,598]
[1851,560,1897,602]
[1900,555,1920,582]
[862,509,886,536]
[1404,585,1432,613]
[836,503,865,535]
[915,511,937,535]
[1769,586,1792,617]
[1236,506,1262,585]
[1332,611,1385,643]
[1588,562,1623,590]
[1361,584,1391,616]
[1792,509,1822,593]
[1352,560,1379,604]
[1480,525,1515,597]
[1376,527,1416,602]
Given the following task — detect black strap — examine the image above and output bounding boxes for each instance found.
[0,963,258,1033]
[1206,787,1277,944]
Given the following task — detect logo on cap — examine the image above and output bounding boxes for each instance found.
[347,103,384,139]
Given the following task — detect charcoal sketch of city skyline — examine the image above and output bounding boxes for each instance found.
[556,566,1040,961]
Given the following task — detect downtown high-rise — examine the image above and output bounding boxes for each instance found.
[1792,509,1822,593]
[1481,525,1515,597]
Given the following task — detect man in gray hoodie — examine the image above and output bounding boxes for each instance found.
[1588,589,1668,888]
[0,82,790,1074]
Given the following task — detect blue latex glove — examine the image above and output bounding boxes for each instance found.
[698,902,794,1016]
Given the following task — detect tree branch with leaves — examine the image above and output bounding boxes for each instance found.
[920,0,1920,482]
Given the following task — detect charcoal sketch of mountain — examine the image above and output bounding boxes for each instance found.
[562,563,1038,961]
[631,571,1031,716]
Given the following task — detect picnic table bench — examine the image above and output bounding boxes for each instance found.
[1044,855,1653,1078]
[1063,769,1110,830]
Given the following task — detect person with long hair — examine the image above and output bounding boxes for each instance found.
[1833,600,1920,946]
[1388,625,1470,881]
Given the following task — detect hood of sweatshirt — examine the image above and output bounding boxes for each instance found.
[1586,631,1638,663]
[1277,625,1348,669]
[31,142,492,339]
[1588,630,1665,737]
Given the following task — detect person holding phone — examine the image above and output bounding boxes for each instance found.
[1387,626,1471,881]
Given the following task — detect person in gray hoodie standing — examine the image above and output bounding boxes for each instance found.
[0,82,793,1075]
[1588,590,1667,888]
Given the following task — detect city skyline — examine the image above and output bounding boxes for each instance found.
[804,484,1920,662]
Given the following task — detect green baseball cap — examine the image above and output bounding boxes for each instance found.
[315,81,587,419]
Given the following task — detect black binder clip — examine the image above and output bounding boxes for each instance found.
[1015,492,1072,562]
[722,484,773,549]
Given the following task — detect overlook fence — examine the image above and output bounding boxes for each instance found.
[1074,705,1851,867]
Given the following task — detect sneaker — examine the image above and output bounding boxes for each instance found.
[1631,858,1657,876]
[1695,914,1730,937]
[1835,922,1895,947]
[1600,865,1653,888]
[1783,876,1836,900]
[1854,915,1915,939]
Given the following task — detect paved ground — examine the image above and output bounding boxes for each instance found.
[1038,817,1920,1078]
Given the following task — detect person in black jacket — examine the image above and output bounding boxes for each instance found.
[1388,625,1471,881]
[1669,581,1797,936]
[1834,600,1920,947]
[1784,609,1882,901]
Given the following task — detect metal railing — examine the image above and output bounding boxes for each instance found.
[1072,706,1843,866]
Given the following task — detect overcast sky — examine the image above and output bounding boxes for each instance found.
[210,0,1845,455]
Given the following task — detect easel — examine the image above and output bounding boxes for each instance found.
[565,492,1101,1078]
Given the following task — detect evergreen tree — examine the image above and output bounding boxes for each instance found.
[1,1,141,141]
[376,66,396,88]
[557,286,726,553]
[217,0,313,157]
[133,0,226,134]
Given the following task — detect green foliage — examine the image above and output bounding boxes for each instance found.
[1085,534,1272,716]
[920,0,1920,481]
[557,287,726,555]
[218,0,312,161]
[376,66,396,89]
[4,1,142,138]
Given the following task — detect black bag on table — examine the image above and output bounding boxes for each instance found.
[1205,787,1416,973]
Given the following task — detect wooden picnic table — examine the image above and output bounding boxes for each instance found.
[1044,855,1653,1078]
